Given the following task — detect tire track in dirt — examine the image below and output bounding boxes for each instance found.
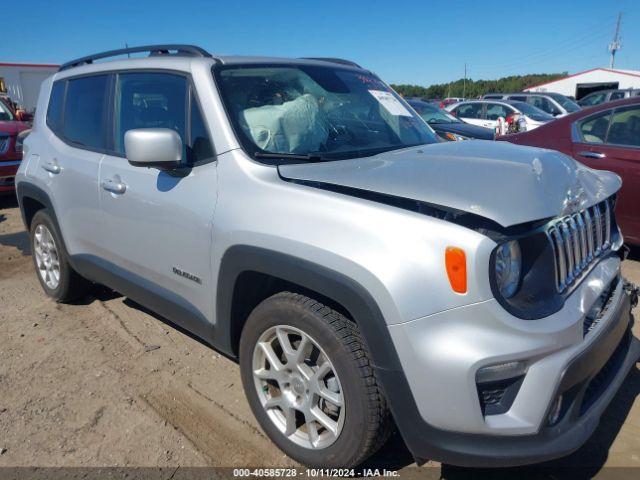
[140,382,293,467]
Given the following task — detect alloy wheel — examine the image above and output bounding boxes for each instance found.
[33,224,61,290]
[252,325,345,449]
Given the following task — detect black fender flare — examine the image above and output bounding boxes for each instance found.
[215,245,400,371]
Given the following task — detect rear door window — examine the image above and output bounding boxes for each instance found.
[63,75,109,149]
[453,103,483,119]
[485,103,511,120]
[606,107,640,147]
[609,91,625,101]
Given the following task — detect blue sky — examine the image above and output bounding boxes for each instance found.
[2,0,639,86]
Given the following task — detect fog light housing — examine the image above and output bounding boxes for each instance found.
[476,361,527,416]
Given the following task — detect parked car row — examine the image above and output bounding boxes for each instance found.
[446,99,554,132]
[407,99,495,140]
[415,87,640,117]
[482,92,581,117]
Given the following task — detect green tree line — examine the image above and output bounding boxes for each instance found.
[391,73,568,99]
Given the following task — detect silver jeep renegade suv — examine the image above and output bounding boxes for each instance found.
[15,45,640,468]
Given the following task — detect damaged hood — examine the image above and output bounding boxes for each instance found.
[278,141,621,228]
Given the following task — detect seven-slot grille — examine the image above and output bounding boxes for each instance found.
[0,135,9,155]
[547,199,612,293]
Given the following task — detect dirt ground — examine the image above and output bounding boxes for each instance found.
[0,195,639,478]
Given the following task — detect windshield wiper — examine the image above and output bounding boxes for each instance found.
[254,152,329,162]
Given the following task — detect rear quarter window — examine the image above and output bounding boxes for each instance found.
[577,113,611,144]
[46,81,66,134]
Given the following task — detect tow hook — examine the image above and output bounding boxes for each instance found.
[624,281,639,309]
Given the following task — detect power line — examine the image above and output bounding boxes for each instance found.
[470,26,613,76]
[472,18,616,71]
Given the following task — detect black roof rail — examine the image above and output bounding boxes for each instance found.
[300,57,362,68]
[59,44,214,71]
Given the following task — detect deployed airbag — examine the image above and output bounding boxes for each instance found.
[242,94,328,153]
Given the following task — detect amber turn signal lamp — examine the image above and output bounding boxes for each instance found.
[445,247,467,294]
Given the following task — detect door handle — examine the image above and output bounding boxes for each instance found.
[42,160,61,174]
[578,151,606,159]
[101,178,127,194]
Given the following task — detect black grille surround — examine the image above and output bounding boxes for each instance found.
[489,195,620,320]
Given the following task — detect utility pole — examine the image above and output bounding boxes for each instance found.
[463,63,467,99]
[609,13,622,69]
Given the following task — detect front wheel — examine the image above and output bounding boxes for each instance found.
[239,292,391,467]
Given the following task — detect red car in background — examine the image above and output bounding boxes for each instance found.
[0,97,30,195]
[498,97,640,245]
[439,97,465,109]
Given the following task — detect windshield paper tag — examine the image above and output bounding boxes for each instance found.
[368,90,412,117]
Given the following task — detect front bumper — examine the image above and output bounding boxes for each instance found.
[0,159,21,193]
[379,263,639,467]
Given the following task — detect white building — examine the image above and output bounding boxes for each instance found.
[524,67,640,100]
[0,62,59,112]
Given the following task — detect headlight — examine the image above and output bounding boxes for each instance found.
[494,240,521,298]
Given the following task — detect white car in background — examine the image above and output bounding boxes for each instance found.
[446,100,554,132]
[482,92,581,117]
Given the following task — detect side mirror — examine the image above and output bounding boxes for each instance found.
[124,128,182,169]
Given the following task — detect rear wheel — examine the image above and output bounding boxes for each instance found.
[30,209,90,302]
[239,292,391,467]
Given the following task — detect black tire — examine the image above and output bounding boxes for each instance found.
[29,209,91,302]
[239,292,392,467]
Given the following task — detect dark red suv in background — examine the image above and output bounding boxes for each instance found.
[0,96,30,195]
[499,97,640,245]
